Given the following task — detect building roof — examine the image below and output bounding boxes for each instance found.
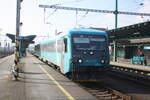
[107,21,150,41]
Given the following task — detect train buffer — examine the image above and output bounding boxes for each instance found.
[0,53,98,100]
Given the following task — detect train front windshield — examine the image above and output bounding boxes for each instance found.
[72,34,106,51]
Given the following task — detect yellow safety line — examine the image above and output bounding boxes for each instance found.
[39,66,75,100]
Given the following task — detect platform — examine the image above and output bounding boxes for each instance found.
[0,53,98,100]
[110,61,150,72]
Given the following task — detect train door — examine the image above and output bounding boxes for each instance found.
[61,38,67,73]
[56,39,59,66]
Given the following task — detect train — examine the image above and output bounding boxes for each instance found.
[0,46,14,58]
[34,28,110,80]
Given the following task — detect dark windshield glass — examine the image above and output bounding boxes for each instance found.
[72,34,106,51]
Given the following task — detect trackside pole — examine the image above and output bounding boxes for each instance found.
[12,0,22,80]
[13,39,20,79]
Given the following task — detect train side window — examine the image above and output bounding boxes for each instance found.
[63,38,67,52]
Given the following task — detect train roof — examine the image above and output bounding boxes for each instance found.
[69,28,107,35]
[37,28,107,45]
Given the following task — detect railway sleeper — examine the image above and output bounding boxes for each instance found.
[88,90,100,93]
[111,66,150,77]
[98,96,120,100]
[111,68,150,80]
[97,91,109,94]
[95,93,112,97]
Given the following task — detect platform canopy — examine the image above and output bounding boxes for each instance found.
[6,34,36,56]
[107,21,150,41]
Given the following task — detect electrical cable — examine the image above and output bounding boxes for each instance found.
[46,9,57,19]
[78,11,89,23]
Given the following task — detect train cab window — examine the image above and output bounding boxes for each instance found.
[72,34,106,51]
[63,38,67,52]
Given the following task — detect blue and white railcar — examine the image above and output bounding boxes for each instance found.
[34,43,41,57]
[35,28,109,80]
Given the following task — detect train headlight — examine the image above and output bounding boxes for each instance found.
[101,59,105,64]
[78,59,82,63]
[90,51,94,55]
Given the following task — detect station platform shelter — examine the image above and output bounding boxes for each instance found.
[107,21,150,65]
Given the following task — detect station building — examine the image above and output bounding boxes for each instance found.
[107,21,150,65]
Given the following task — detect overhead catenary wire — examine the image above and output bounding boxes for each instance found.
[44,8,46,24]
[44,0,85,25]
[48,0,85,6]
[46,9,57,20]
[39,5,150,16]
[75,10,78,26]
[77,11,89,23]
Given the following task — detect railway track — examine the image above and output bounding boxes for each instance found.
[110,63,150,80]
[37,56,132,100]
[105,66,150,100]
[77,81,131,100]
[35,55,150,100]
[108,65,150,87]
[40,58,132,100]
[75,66,150,100]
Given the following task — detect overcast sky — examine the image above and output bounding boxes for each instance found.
[0,0,150,43]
